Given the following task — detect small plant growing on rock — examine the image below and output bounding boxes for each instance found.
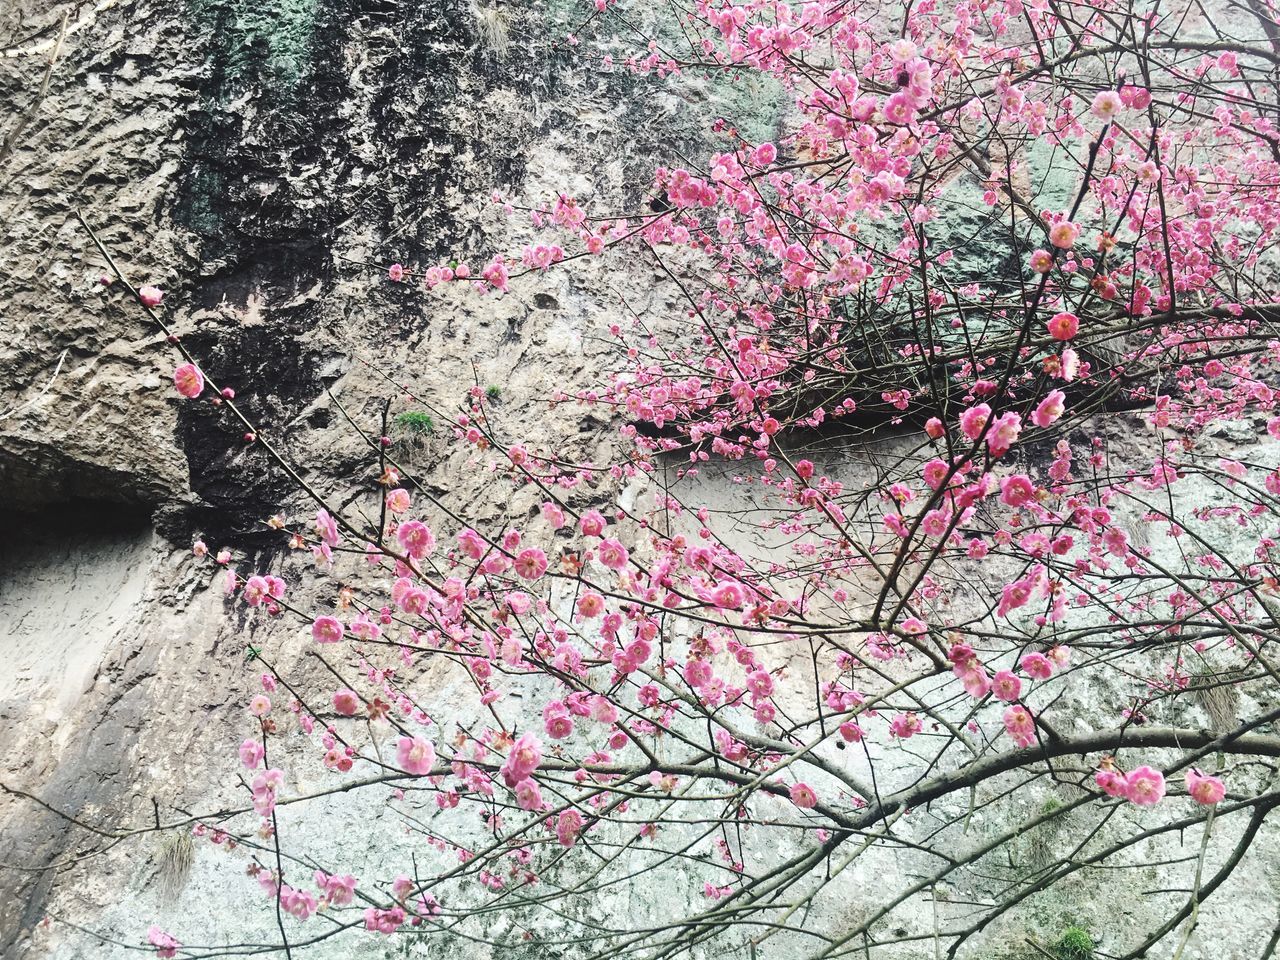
[1053,926,1095,960]
[393,410,435,436]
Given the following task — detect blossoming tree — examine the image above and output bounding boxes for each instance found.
[41,0,1280,955]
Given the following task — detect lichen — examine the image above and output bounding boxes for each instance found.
[188,0,323,96]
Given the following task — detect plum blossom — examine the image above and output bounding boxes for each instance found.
[239,738,265,769]
[1186,769,1226,805]
[889,712,922,739]
[1125,765,1166,806]
[580,510,607,537]
[514,547,548,580]
[396,736,437,775]
[501,732,543,787]
[1048,220,1080,249]
[991,670,1022,702]
[333,689,361,716]
[986,412,1022,457]
[1032,390,1066,428]
[1003,705,1036,747]
[1020,652,1053,679]
[1047,311,1079,340]
[316,870,357,906]
[789,782,818,808]
[311,615,344,644]
[147,926,180,959]
[597,538,629,570]
[556,809,584,846]
[1091,90,1123,120]
[173,363,204,399]
[396,520,435,560]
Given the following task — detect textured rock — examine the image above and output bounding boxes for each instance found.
[0,0,710,954]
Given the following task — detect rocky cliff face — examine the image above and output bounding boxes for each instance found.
[3,3,1278,959]
[0,1,690,954]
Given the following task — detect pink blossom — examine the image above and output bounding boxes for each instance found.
[501,732,543,786]
[173,363,204,399]
[580,510,607,537]
[556,809,584,846]
[576,591,605,619]
[789,782,818,808]
[1000,475,1035,507]
[1029,249,1054,273]
[314,509,339,547]
[1032,389,1066,428]
[1020,652,1053,679]
[589,694,619,723]
[514,547,549,580]
[1124,765,1166,806]
[684,659,713,688]
[922,458,951,489]
[333,689,361,716]
[1057,351,1081,384]
[457,528,486,560]
[1003,705,1036,747]
[838,721,864,742]
[1096,768,1127,797]
[138,285,164,308]
[544,701,574,739]
[396,520,435,560]
[1103,527,1129,557]
[959,403,991,440]
[1047,311,1079,340]
[745,669,774,701]
[597,538,629,570]
[541,501,566,529]
[312,616,344,644]
[386,488,411,513]
[249,694,271,717]
[364,906,406,934]
[280,884,318,920]
[986,412,1022,457]
[251,768,283,817]
[889,712,922,739]
[1048,220,1080,250]
[315,870,357,906]
[147,926,180,959]
[712,581,745,609]
[1186,769,1226,805]
[1091,90,1123,120]
[751,142,777,165]
[387,263,405,281]
[991,670,1022,702]
[239,738,265,769]
[514,778,544,810]
[396,736,437,776]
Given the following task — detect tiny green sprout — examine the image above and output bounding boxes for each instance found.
[1053,925,1095,960]
[244,644,262,663]
[395,411,435,435]
[486,385,502,401]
